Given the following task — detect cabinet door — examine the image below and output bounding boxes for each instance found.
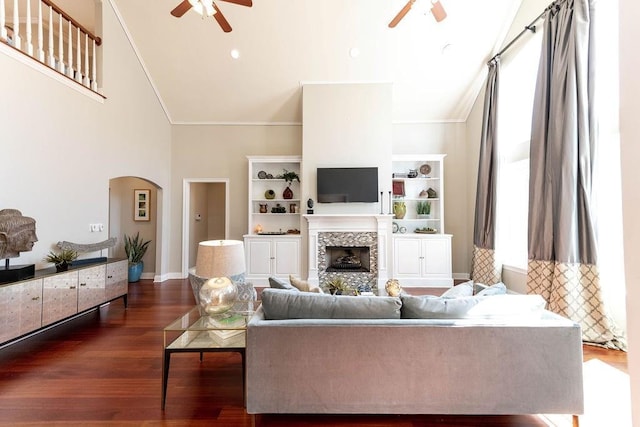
[273,238,300,277]
[0,284,19,343]
[42,271,78,326]
[106,260,128,300]
[422,238,452,276]
[78,265,106,311]
[0,279,43,343]
[246,239,273,276]
[393,238,423,277]
[18,279,43,335]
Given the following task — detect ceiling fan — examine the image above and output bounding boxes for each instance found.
[170,0,253,33]
[389,0,447,28]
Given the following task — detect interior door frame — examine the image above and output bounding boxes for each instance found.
[181,178,230,278]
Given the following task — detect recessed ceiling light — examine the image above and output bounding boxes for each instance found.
[230,49,240,59]
[349,47,360,58]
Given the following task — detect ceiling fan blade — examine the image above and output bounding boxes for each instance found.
[170,0,192,17]
[213,3,233,32]
[388,0,415,28]
[219,0,252,7]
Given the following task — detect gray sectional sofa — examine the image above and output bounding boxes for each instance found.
[246,287,584,416]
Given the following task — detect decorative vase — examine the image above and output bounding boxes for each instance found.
[259,203,268,213]
[128,262,143,283]
[283,186,293,199]
[393,201,406,219]
[265,189,275,199]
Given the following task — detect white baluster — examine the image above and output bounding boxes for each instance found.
[47,5,54,67]
[83,34,90,87]
[0,0,7,41]
[37,0,44,61]
[75,27,81,82]
[12,0,20,50]
[25,0,32,56]
[57,13,64,73]
[91,38,97,91]
[66,19,73,78]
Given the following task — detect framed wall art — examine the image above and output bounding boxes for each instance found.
[134,189,150,221]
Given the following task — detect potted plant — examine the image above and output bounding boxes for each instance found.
[124,232,151,283]
[417,200,431,219]
[44,249,78,272]
[277,169,299,199]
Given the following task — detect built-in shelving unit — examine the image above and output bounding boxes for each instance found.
[245,156,302,285]
[390,154,452,287]
[391,154,446,234]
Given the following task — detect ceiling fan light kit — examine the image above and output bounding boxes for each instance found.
[170,0,253,33]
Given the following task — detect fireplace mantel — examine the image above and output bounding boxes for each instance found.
[303,214,392,287]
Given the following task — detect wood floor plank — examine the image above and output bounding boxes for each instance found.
[0,279,627,426]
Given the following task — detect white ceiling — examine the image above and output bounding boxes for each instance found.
[68,0,523,124]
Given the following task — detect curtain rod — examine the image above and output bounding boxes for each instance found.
[487,0,566,65]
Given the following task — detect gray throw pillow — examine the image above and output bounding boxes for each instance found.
[268,276,299,292]
[475,282,507,296]
[261,288,401,320]
[440,280,474,298]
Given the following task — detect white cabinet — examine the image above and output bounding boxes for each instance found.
[247,155,302,235]
[244,236,301,285]
[392,234,453,287]
[391,154,446,235]
[78,265,106,312]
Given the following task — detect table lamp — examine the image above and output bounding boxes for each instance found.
[194,240,245,316]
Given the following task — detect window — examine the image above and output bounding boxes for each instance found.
[494,30,542,270]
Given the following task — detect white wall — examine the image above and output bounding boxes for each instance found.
[301,82,393,215]
[0,1,171,273]
[619,0,639,423]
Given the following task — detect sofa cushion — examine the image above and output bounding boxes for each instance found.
[440,280,474,298]
[268,276,299,292]
[475,282,507,296]
[261,288,402,320]
[400,294,546,319]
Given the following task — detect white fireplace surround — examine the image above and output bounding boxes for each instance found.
[304,214,392,288]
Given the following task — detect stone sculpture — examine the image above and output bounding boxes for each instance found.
[0,209,38,260]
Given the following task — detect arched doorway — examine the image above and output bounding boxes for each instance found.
[109,176,161,280]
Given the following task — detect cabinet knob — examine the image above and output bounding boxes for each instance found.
[31,296,40,301]
[70,286,76,289]
[270,257,275,260]
[80,283,87,287]
[107,275,113,279]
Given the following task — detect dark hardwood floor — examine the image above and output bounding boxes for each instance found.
[0,279,628,426]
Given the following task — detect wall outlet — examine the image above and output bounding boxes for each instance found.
[90,223,104,232]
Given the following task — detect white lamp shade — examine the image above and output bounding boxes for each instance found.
[195,240,245,278]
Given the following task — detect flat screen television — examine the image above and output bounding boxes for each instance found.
[316,167,379,203]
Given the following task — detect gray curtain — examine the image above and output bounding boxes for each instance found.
[527,0,624,349]
[472,59,502,285]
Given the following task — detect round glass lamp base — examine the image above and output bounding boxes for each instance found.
[198,277,238,316]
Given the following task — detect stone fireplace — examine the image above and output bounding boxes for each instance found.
[304,214,392,291]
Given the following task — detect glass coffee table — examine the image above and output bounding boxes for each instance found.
[162,306,255,410]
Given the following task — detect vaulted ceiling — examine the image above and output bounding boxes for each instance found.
[62,0,523,124]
